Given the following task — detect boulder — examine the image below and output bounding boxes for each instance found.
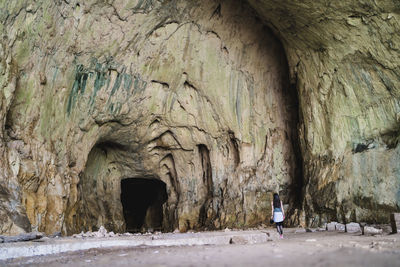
[364,226,383,236]
[327,222,337,231]
[346,223,361,233]
[336,223,346,232]
[1,232,44,243]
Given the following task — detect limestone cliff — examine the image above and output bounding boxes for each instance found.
[247,0,400,225]
[0,0,398,235]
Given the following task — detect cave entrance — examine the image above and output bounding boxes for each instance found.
[120,178,167,232]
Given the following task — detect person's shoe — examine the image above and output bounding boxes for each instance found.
[280,234,283,239]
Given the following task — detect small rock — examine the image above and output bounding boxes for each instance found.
[98,226,108,236]
[173,228,180,233]
[295,228,306,233]
[224,227,231,232]
[327,222,337,231]
[317,227,326,232]
[73,231,84,238]
[229,236,247,245]
[95,232,104,238]
[26,4,33,12]
[346,223,361,233]
[364,226,383,236]
[39,71,47,85]
[336,223,346,232]
[109,231,115,237]
[49,231,62,238]
[73,233,82,238]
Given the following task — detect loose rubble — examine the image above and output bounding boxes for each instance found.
[73,226,124,238]
[72,226,163,239]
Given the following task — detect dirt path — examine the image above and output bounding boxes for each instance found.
[3,231,400,266]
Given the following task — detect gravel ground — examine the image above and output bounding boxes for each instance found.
[3,231,400,267]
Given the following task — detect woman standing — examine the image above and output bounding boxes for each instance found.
[271,193,285,238]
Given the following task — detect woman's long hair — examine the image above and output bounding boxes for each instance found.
[273,193,281,209]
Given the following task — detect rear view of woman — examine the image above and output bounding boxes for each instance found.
[271,193,285,238]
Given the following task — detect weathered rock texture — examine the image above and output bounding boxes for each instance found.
[0,0,399,235]
[247,0,400,226]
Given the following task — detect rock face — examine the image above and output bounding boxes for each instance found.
[0,0,399,235]
[246,0,400,226]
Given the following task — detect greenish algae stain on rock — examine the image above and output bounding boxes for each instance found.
[66,59,146,115]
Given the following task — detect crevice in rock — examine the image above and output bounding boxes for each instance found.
[281,72,303,225]
[159,153,180,231]
[160,153,180,198]
[353,142,373,153]
[183,80,198,92]
[210,3,221,19]
[197,144,213,228]
[151,80,170,90]
[148,130,191,151]
[228,131,240,168]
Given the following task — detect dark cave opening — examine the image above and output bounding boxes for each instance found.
[120,178,167,232]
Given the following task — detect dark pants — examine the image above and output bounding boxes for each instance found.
[276,222,283,235]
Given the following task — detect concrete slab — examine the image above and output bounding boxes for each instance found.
[0,230,272,260]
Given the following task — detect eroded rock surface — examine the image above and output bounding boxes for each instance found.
[0,0,399,235]
[248,0,400,225]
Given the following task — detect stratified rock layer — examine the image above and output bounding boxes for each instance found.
[0,0,399,235]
